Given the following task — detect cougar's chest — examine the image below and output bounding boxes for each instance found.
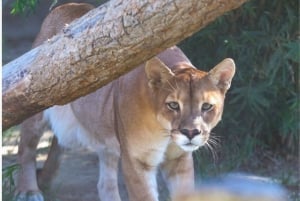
[124,128,171,169]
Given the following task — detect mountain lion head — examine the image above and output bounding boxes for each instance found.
[146,58,235,152]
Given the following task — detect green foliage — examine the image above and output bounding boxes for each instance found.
[180,0,299,161]
[9,0,108,15]
[10,0,39,15]
[2,127,18,139]
[2,164,20,200]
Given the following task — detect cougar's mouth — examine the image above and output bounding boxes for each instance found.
[170,129,209,152]
[180,142,200,152]
[183,142,200,147]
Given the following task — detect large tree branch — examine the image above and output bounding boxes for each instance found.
[2,0,248,130]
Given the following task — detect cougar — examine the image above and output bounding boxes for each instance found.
[15,3,235,201]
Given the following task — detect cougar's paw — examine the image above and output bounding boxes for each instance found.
[14,191,44,201]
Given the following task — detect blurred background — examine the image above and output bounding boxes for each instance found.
[2,0,299,200]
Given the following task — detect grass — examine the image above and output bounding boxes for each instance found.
[2,164,20,201]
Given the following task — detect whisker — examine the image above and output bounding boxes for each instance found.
[209,140,221,146]
[205,141,219,163]
[210,134,221,138]
[208,140,217,147]
[209,134,222,144]
[208,142,221,151]
[209,132,221,137]
[209,136,220,141]
[159,128,172,137]
[208,138,220,146]
[208,137,221,149]
[171,128,180,132]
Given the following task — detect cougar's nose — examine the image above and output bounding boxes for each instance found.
[180,129,201,140]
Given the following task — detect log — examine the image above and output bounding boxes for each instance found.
[2,0,248,130]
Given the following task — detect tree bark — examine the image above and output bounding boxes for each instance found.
[2,0,248,130]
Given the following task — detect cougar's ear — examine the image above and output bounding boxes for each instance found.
[208,58,236,92]
[145,57,174,88]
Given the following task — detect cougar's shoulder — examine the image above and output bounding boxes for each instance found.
[33,3,94,47]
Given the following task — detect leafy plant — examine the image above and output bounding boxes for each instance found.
[9,0,108,15]
[10,0,39,15]
[2,164,20,200]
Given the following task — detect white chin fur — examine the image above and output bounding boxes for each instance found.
[172,134,206,152]
[179,144,200,152]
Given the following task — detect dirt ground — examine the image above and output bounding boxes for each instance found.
[3,130,163,201]
[2,1,299,201]
[3,132,104,201]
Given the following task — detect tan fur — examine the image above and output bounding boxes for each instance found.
[32,3,94,47]
[16,3,235,201]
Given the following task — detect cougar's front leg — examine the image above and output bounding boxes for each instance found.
[37,136,63,191]
[121,153,159,201]
[97,143,121,201]
[15,113,46,201]
[161,144,195,198]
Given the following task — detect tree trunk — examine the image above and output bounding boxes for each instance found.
[2,0,248,130]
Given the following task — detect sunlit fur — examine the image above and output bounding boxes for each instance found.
[153,67,226,153]
[17,29,235,201]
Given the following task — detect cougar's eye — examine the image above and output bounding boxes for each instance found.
[167,102,180,111]
[202,103,213,112]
